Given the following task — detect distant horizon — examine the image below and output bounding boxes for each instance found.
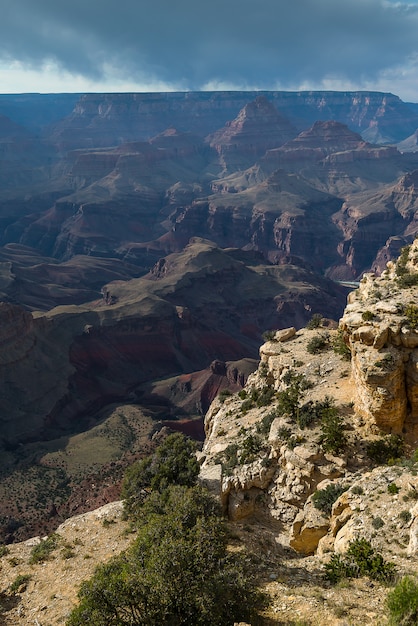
[1,88,417,105]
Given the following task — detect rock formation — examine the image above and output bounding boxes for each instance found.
[200,240,418,560]
[207,95,297,172]
[43,91,418,150]
[0,239,347,541]
[0,92,418,290]
[341,237,418,432]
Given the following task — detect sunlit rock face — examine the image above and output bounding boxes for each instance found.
[341,238,418,432]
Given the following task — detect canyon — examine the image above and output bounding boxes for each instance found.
[1,89,418,547]
[3,237,418,625]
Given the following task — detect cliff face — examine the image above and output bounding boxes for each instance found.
[341,237,418,432]
[200,325,353,548]
[200,240,418,561]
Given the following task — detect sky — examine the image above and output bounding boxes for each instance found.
[1,0,418,101]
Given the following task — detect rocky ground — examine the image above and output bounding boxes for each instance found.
[0,492,414,626]
[0,502,131,625]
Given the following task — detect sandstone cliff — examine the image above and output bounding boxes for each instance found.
[340,236,418,433]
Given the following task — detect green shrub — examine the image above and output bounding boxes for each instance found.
[217,434,264,468]
[240,398,254,413]
[306,313,323,329]
[215,443,239,475]
[371,516,384,529]
[387,483,400,495]
[296,401,317,429]
[351,485,364,495]
[395,245,411,277]
[319,402,346,454]
[291,396,336,431]
[67,485,265,626]
[386,575,418,625]
[362,310,375,321]
[306,334,328,354]
[218,389,232,403]
[9,573,31,593]
[240,434,263,464]
[312,483,347,516]
[256,411,277,435]
[325,538,396,584]
[29,533,60,564]
[277,370,311,423]
[277,426,292,441]
[259,361,268,377]
[367,435,404,465]
[399,510,412,524]
[394,243,418,289]
[331,329,351,360]
[398,273,418,288]
[404,304,418,330]
[255,386,276,407]
[122,433,200,518]
[262,330,276,341]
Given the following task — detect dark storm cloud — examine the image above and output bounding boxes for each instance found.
[1,0,418,89]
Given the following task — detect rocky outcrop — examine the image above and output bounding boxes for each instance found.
[200,323,353,548]
[171,167,344,272]
[264,120,367,166]
[200,245,418,556]
[131,357,258,424]
[340,238,418,431]
[331,169,418,278]
[262,120,402,197]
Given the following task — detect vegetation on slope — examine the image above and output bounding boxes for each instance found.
[67,433,265,626]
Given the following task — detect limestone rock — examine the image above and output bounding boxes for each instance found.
[340,238,418,431]
[198,464,223,497]
[289,501,329,555]
[407,502,418,555]
[228,487,262,521]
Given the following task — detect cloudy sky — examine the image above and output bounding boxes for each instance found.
[1,0,418,101]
